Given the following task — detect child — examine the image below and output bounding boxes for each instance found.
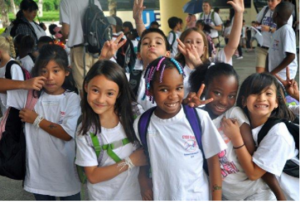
[189,63,277,200]
[6,44,82,200]
[268,1,298,81]
[134,57,226,200]
[167,16,181,58]
[195,20,216,58]
[0,36,23,114]
[75,60,147,200]
[16,35,35,73]
[176,0,244,97]
[224,72,299,200]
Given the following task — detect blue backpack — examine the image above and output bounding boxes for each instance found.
[138,105,208,177]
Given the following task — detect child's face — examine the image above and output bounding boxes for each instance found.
[243,84,278,124]
[150,68,184,119]
[40,60,69,95]
[138,32,170,66]
[85,75,119,118]
[268,0,281,10]
[205,75,238,119]
[202,3,211,14]
[183,31,206,58]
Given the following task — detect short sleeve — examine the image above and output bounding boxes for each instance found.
[133,115,142,144]
[227,107,250,127]
[75,130,98,167]
[282,28,296,54]
[252,123,293,176]
[213,12,223,26]
[60,93,81,138]
[213,48,232,65]
[167,32,174,46]
[59,0,70,24]
[10,63,24,81]
[198,109,227,158]
[6,89,27,110]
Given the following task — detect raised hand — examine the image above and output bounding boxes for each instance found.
[183,84,213,107]
[98,33,127,60]
[275,67,299,101]
[227,0,244,13]
[133,0,145,23]
[177,38,202,68]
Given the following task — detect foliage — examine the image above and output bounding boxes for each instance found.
[8,10,60,21]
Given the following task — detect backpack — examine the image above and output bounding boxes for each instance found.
[82,0,112,54]
[257,118,299,178]
[138,105,208,178]
[200,11,215,25]
[0,90,38,180]
[116,38,136,73]
[129,70,143,98]
[259,6,269,24]
[5,60,31,80]
[169,31,176,53]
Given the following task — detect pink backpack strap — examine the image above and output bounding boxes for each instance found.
[0,107,11,140]
[25,90,38,110]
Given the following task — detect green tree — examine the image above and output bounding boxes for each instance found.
[0,0,9,27]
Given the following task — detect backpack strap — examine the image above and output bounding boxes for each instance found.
[5,60,29,80]
[169,31,176,53]
[260,6,269,24]
[182,105,209,175]
[25,90,38,110]
[129,70,143,97]
[138,106,156,177]
[211,11,215,25]
[257,118,282,146]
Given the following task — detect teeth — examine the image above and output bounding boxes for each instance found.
[255,105,268,108]
[216,106,226,110]
[166,103,176,107]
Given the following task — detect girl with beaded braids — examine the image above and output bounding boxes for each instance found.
[134,57,226,200]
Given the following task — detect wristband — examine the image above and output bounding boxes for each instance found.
[233,143,245,150]
[117,157,135,171]
[33,115,44,128]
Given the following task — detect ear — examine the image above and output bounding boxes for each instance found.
[65,66,71,76]
[137,52,142,60]
[84,83,88,93]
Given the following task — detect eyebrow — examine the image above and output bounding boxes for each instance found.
[158,83,183,88]
[143,37,163,41]
[91,85,117,92]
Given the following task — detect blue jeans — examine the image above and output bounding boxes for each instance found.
[33,192,81,201]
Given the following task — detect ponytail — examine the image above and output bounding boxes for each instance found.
[0,36,16,58]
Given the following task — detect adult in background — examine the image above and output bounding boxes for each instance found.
[199,1,223,47]
[59,0,102,92]
[255,0,293,73]
[10,0,46,45]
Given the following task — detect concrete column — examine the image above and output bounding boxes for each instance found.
[159,0,190,34]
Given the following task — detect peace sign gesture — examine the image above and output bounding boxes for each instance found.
[275,67,299,101]
[98,33,126,60]
[183,84,213,107]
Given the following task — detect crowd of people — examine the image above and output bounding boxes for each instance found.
[0,0,299,201]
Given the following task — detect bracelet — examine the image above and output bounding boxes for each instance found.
[33,115,44,128]
[233,143,245,150]
[117,157,135,171]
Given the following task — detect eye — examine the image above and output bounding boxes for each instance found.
[214,91,221,96]
[41,70,47,74]
[266,92,273,96]
[228,95,236,99]
[196,41,201,44]
[92,88,99,93]
[142,41,149,45]
[156,41,162,45]
[54,69,60,73]
[185,40,191,44]
[177,86,183,91]
[107,92,115,96]
[160,88,168,92]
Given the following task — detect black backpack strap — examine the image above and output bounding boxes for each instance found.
[129,70,143,97]
[260,6,269,24]
[257,118,282,146]
[5,61,19,79]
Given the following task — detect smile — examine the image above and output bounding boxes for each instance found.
[254,104,269,108]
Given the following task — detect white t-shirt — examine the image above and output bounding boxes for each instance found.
[0,59,24,114]
[268,24,298,80]
[199,12,223,38]
[134,106,227,200]
[136,72,157,111]
[29,22,47,40]
[18,55,34,73]
[75,123,142,200]
[7,90,81,197]
[59,0,102,47]
[256,6,293,48]
[213,107,275,200]
[167,31,181,58]
[252,122,299,200]
[183,48,232,98]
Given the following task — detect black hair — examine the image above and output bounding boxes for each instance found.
[168,17,180,29]
[20,35,34,53]
[178,18,183,24]
[31,44,77,97]
[274,1,295,21]
[214,7,220,13]
[80,60,136,142]
[48,24,58,36]
[122,21,133,31]
[39,22,46,30]
[38,36,54,44]
[196,19,212,33]
[15,0,38,20]
[189,63,238,98]
[236,73,295,122]
[224,20,232,27]
[150,21,160,27]
[137,28,170,52]
[113,16,123,33]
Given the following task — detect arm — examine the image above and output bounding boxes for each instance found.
[138,165,153,200]
[275,67,299,101]
[270,53,295,75]
[224,0,244,62]
[240,123,255,155]
[85,148,147,184]
[261,173,286,200]
[61,23,70,40]
[212,24,223,31]
[133,0,146,36]
[0,77,45,93]
[207,154,222,200]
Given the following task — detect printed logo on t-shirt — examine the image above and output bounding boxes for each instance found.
[182,135,199,157]
[218,150,239,179]
[58,111,66,124]
[271,39,280,51]
[262,17,276,29]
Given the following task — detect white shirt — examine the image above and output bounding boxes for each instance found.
[199,12,223,38]
[18,55,34,73]
[134,106,227,200]
[29,22,47,40]
[183,48,232,98]
[252,122,299,200]
[213,107,274,200]
[268,24,297,80]
[75,123,142,200]
[0,59,24,114]
[167,31,181,58]
[7,90,81,197]
[256,6,293,48]
[59,0,102,47]
[136,72,157,111]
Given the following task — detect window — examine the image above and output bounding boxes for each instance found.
[99,0,159,11]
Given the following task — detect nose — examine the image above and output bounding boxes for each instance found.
[96,92,105,103]
[168,90,178,100]
[219,96,228,106]
[45,72,54,80]
[257,93,266,101]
